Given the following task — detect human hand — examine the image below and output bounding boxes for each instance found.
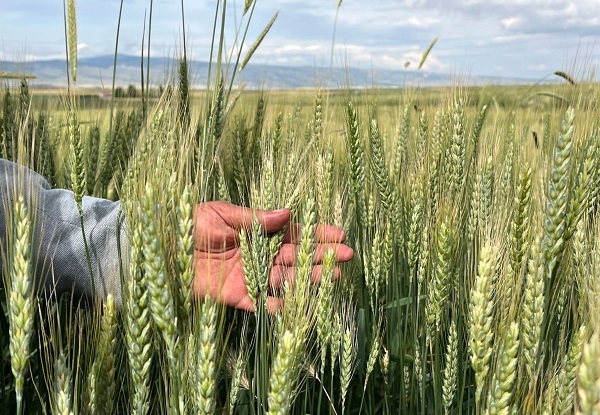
[192,201,354,312]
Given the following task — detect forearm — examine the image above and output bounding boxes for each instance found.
[0,158,128,303]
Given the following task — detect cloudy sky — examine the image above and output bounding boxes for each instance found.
[1,0,598,79]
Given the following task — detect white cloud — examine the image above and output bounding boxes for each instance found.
[401,50,448,72]
[331,43,448,71]
[247,39,447,72]
[489,34,536,43]
[528,64,547,71]
[402,0,600,33]
[0,50,59,61]
[404,0,427,6]
[273,44,325,54]
[500,16,524,30]
[398,17,441,28]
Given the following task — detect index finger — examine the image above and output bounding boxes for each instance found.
[283,223,347,244]
[212,202,291,233]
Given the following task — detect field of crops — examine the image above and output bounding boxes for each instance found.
[2,1,600,415]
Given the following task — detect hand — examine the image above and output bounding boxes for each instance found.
[192,201,354,312]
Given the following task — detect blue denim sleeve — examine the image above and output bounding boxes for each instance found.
[0,158,127,303]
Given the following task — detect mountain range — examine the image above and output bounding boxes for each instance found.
[0,54,538,89]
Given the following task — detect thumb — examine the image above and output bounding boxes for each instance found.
[219,202,290,233]
[255,208,291,233]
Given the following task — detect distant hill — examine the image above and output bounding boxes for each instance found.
[0,54,537,89]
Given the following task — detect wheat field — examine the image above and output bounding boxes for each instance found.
[1,1,600,414]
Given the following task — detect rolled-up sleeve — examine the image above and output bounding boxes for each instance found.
[0,158,128,303]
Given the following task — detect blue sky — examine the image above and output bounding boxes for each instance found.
[1,0,598,79]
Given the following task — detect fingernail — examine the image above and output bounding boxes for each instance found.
[274,208,288,213]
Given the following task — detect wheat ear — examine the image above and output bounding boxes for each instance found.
[8,195,35,414]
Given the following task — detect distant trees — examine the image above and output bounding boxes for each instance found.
[113,86,126,98]
[113,84,166,99]
[127,84,138,98]
[113,84,138,98]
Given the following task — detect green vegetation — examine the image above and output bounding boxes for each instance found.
[1,1,600,414]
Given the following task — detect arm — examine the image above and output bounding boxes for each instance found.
[0,158,127,303]
[0,159,354,311]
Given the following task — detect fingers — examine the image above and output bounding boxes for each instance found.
[316,224,347,243]
[273,243,354,266]
[235,295,284,314]
[214,201,291,233]
[230,252,346,314]
[265,297,285,314]
[268,264,341,290]
[283,223,347,244]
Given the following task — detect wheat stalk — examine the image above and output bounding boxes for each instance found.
[87,294,118,415]
[67,0,77,83]
[239,11,279,71]
[369,118,395,216]
[447,100,466,197]
[556,324,586,414]
[554,70,577,85]
[577,333,600,415]
[487,322,519,415]
[542,107,575,274]
[176,184,194,323]
[195,296,218,414]
[510,164,532,277]
[470,104,489,148]
[363,335,380,392]
[68,110,86,205]
[408,180,424,278]
[470,242,496,409]
[521,237,544,380]
[294,193,316,312]
[418,36,438,69]
[312,89,323,142]
[340,313,357,414]
[125,216,153,415]
[468,168,482,243]
[8,194,35,415]
[229,342,248,409]
[426,220,452,336]
[565,131,597,242]
[416,109,429,168]
[345,101,367,228]
[141,182,179,368]
[393,107,409,181]
[443,320,458,411]
[317,250,336,372]
[480,156,493,231]
[85,125,100,195]
[316,146,334,222]
[240,227,259,311]
[266,327,301,415]
[53,352,74,415]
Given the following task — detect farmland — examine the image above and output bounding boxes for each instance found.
[1,1,600,414]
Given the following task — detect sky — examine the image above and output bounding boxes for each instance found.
[0,0,599,80]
